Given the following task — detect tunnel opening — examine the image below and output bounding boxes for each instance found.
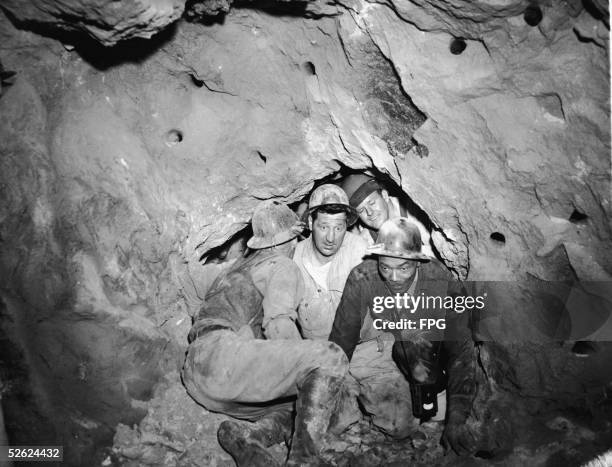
[201,228,251,264]
[292,165,443,264]
[191,164,443,267]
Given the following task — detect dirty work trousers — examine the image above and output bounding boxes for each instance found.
[349,336,419,438]
[182,329,348,420]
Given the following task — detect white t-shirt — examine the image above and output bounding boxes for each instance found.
[304,257,332,290]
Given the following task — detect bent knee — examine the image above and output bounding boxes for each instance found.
[324,342,349,373]
[373,413,419,439]
[308,341,348,376]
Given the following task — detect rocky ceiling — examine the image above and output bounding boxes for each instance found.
[0,0,610,464]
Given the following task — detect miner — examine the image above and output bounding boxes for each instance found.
[340,174,434,257]
[329,217,478,453]
[182,200,349,467]
[293,184,367,340]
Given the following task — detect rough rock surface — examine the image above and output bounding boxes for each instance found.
[0,0,610,465]
[339,0,611,281]
[110,375,612,466]
[0,0,184,46]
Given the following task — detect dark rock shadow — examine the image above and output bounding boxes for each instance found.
[72,23,178,71]
[0,6,178,71]
[233,0,310,16]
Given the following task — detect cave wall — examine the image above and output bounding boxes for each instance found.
[0,5,414,460]
[0,0,610,463]
[351,0,611,281]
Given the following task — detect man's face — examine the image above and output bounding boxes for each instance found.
[378,256,418,293]
[311,212,348,260]
[356,191,389,230]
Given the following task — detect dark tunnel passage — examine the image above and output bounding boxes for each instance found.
[202,166,442,267]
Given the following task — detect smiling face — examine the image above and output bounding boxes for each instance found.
[356,190,389,231]
[378,256,418,293]
[311,211,348,262]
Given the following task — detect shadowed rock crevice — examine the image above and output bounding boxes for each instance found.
[0,0,184,46]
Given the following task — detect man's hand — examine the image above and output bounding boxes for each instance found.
[399,328,434,348]
[441,410,478,456]
[264,317,301,340]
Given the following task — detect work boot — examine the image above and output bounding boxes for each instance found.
[217,410,292,467]
[287,369,344,466]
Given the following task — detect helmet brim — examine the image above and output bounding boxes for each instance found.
[247,226,302,249]
[368,245,431,262]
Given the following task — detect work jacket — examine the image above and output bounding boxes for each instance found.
[329,258,476,414]
[188,250,303,341]
[293,232,367,339]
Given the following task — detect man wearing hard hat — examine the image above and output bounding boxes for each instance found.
[293,184,368,340]
[329,217,478,453]
[182,200,349,467]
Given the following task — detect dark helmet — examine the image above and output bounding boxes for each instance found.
[340,174,381,209]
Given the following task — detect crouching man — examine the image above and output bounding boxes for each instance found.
[182,200,349,467]
[329,218,478,451]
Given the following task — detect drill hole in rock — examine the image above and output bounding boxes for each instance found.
[302,61,316,76]
[569,209,588,223]
[449,38,467,55]
[164,129,183,147]
[490,232,506,245]
[524,5,543,26]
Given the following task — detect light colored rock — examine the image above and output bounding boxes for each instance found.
[341,0,610,280]
[0,0,184,46]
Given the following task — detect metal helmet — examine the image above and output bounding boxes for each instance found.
[368,217,431,262]
[340,174,381,209]
[307,184,358,225]
[247,200,303,249]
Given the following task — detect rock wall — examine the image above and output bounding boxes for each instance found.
[0,0,610,464]
[338,0,611,281]
[0,0,185,46]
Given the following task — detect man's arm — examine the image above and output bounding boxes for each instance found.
[329,268,364,359]
[261,257,304,340]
